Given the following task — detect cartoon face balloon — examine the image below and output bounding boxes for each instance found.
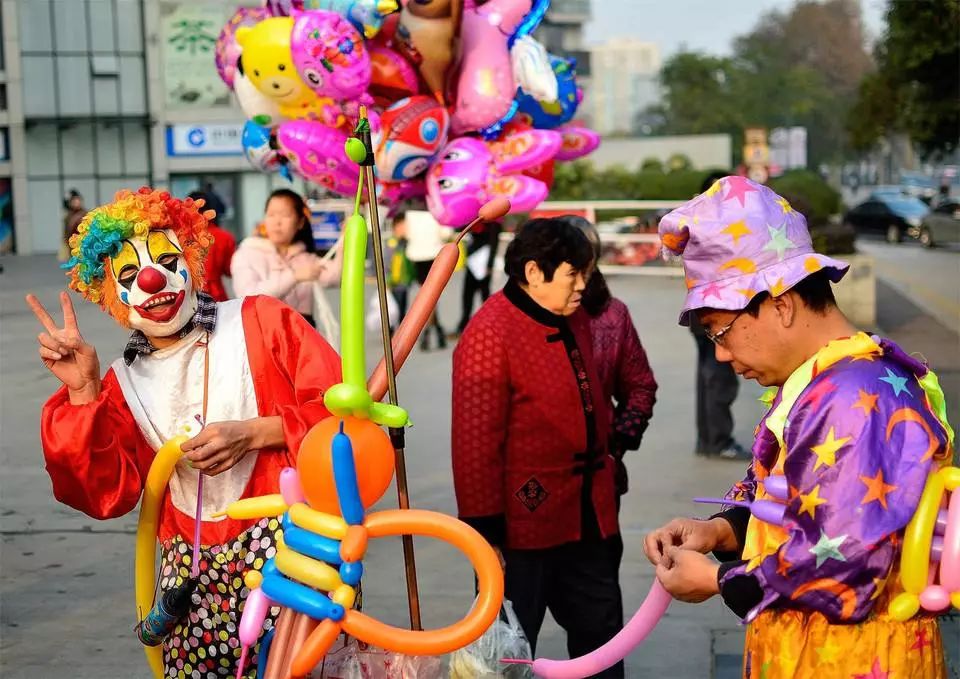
[554,125,601,162]
[236,17,339,122]
[290,9,372,102]
[111,230,199,336]
[516,55,580,129]
[243,121,285,173]
[426,129,561,226]
[373,96,450,183]
[276,120,360,197]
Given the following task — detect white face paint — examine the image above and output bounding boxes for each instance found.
[110,229,198,336]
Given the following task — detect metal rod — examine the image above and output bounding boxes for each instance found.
[360,158,422,631]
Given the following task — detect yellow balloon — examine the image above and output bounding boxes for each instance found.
[275,543,342,592]
[951,591,960,610]
[900,472,945,595]
[889,592,921,622]
[333,584,357,609]
[134,435,189,679]
[941,465,960,492]
[288,503,348,539]
[223,494,289,520]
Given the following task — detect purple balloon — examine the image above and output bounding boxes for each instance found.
[935,508,948,536]
[762,475,789,501]
[751,500,787,526]
[931,535,944,562]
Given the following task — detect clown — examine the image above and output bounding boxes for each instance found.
[645,177,952,678]
[28,188,341,679]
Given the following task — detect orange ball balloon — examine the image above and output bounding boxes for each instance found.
[298,416,395,515]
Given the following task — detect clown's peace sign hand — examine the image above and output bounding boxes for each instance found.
[26,292,101,404]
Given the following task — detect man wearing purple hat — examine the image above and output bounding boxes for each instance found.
[644,176,952,677]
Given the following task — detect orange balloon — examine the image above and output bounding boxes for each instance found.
[297,416,395,515]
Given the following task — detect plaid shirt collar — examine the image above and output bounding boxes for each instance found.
[123,292,218,365]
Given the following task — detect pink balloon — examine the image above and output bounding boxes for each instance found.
[238,588,272,647]
[279,467,306,505]
[426,129,561,226]
[941,489,960,592]
[525,580,671,678]
[216,7,274,88]
[276,120,360,197]
[919,584,951,612]
[554,125,602,162]
[451,0,532,134]
[290,9,372,103]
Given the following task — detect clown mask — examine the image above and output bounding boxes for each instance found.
[110,229,198,336]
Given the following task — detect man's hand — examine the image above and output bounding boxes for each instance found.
[644,517,736,566]
[656,547,720,603]
[182,421,257,476]
[26,292,101,405]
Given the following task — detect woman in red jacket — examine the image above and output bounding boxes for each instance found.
[452,218,624,678]
[188,190,235,302]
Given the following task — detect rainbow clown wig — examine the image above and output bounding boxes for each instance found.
[64,187,214,326]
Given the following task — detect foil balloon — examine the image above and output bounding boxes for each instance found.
[237,17,342,125]
[243,121,285,173]
[554,125,601,162]
[397,0,460,101]
[426,129,560,226]
[290,9,373,103]
[511,35,557,104]
[302,0,399,38]
[379,179,426,207]
[276,120,360,197]
[516,55,581,130]
[234,70,285,127]
[452,0,532,135]
[367,45,420,106]
[216,6,274,88]
[373,95,450,182]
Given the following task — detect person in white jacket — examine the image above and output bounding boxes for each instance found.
[231,189,341,327]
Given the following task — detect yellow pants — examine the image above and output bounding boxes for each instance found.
[743,608,946,678]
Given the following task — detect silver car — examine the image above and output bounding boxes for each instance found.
[917,199,960,247]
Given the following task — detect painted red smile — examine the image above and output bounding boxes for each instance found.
[134,290,185,322]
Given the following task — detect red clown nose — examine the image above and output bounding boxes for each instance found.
[136,267,167,294]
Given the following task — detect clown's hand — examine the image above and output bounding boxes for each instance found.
[181,420,259,477]
[27,292,101,405]
[656,547,720,603]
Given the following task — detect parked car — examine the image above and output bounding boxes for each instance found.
[917,199,960,247]
[844,194,930,243]
[899,172,938,203]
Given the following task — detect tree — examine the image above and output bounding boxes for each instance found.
[641,157,664,172]
[848,1,960,157]
[652,0,873,166]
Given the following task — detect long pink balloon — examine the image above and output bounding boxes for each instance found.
[526,580,671,678]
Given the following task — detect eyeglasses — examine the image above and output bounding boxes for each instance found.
[704,310,744,347]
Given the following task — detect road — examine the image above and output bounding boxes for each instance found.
[1,255,957,678]
[858,238,960,336]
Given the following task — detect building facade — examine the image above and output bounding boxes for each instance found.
[4,0,298,255]
[588,38,660,136]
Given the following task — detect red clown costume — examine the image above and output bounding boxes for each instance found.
[37,188,340,678]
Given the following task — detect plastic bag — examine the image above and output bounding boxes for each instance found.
[449,599,533,679]
[317,638,443,679]
[365,289,400,332]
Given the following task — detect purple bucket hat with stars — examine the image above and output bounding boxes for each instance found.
[658,176,849,326]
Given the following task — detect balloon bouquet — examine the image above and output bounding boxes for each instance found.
[215,0,601,225]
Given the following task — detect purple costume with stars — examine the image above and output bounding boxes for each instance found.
[659,177,952,678]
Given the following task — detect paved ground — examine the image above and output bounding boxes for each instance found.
[1,253,957,678]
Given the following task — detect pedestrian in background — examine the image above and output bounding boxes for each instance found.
[188,190,236,302]
[690,172,748,460]
[565,216,658,503]
[232,189,340,327]
[60,189,85,262]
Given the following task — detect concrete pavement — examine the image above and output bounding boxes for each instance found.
[1,253,957,678]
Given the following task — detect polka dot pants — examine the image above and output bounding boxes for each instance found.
[158,517,282,678]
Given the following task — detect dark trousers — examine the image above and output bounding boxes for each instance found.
[412,260,443,331]
[504,535,625,678]
[693,332,739,454]
[457,225,501,333]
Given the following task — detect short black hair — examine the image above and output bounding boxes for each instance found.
[504,218,595,283]
[700,170,730,195]
[744,269,837,316]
